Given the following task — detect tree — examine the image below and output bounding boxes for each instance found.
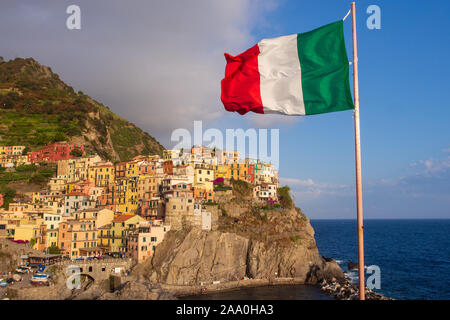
[22,146,30,155]
[277,186,293,208]
[42,101,54,114]
[47,245,60,254]
[0,185,16,209]
[28,173,47,185]
[29,238,37,248]
[52,132,67,143]
[70,148,83,157]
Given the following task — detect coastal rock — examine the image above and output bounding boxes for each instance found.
[319,277,393,300]
[98,280,175,300]
[347,261,358,270]
[141,207,345,286]
[246,238,343,282]
[147,229,249,285]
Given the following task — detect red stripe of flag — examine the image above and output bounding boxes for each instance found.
[220,44,264,115]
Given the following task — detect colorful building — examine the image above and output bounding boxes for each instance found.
[88,162,115,187]
[58,219,99,259]
[110,214,146,255]
[127,220,170,262]
[28,142,85,163]
[115,177,138,214]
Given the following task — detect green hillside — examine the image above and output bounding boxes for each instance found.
[0,57,165,161]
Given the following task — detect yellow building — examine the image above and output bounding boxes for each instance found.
[48,177,67,192]
[0,145,25,156]
[137,175,163,201]
[163,149,181,161]
[88,162,115,187]
[126,161,139,177]
[194,164,214,191]
[46,229,59,248]
[57,155,102,182]
[15,155,29,166]
[229,162,248,182]
[116,177,138,214]
[74,208,114,228]
[14,224,41,245]
[214,164,230,180]
[43,212,62,248]
[110,214,146,254]
[0,218,8,239]
[97,223,112,252]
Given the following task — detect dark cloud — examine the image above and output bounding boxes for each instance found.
[0,0,276,145]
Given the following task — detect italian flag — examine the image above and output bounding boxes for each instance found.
[221,21,354,116]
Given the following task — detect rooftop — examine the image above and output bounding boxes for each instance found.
[112,214,136,222]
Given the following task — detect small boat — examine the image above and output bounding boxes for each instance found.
[0,279,7,287]
[30,273,49,286]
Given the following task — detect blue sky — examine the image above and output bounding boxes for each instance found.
[212,0,450,219]
[1,0,449,219]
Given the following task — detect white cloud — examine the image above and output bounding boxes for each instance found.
[280,177,353,201]
[280,148,450,218]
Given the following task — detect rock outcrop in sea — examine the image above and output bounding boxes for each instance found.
[319,278,393,300]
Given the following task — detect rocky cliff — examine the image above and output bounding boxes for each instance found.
[138,186,344,287]
[0,57,165,161]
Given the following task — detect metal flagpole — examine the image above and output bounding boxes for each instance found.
[351,1,365,300]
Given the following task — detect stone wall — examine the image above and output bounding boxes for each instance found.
[57,258,133,281]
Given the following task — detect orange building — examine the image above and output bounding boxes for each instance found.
[58,220,100,259]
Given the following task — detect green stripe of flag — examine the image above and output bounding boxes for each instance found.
[297,20,354,115]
